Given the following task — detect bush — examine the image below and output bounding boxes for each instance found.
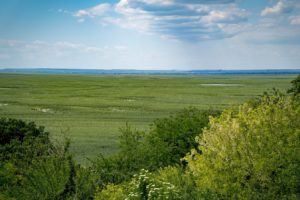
[126,169,180,200]
[94,184,126,200]
[95,169,181,200]
[16,156,71,200]
[185,92,300,199]
[71,165,97,200]
[154,166,201,200]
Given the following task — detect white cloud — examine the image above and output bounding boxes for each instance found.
[261,0,293,16]
[0,40,106,57]
[289,15,300,25]
[232,19,300,44]
[74,3,111,18]
[185,4,210,13]
[201,7,247,24]
[0,39,130,68]
[73,0,248,41]
[142,0,174,6]
[0,40,129,55]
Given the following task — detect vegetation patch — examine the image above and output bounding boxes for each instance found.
[0,74,296,163]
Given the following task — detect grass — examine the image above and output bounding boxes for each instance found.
[0,74,296,164]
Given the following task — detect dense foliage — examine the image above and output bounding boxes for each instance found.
[93,108,219,187]
[0,119,96,200]
[288,74,300,96]
[0,107,217,199]
[96,78,300,200]
[148,108,220,167]
[185,91,300,199]
[0,118,51,165]
[95,167,199,200]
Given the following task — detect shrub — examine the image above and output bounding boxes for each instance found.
[155,166,201,200]
[71,165,97,200]
[95,169,181,200]
[94,184,126,200]
[16,156,71,200]
[126,169,180,200]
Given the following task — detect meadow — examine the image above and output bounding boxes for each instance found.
[0,74,296,164]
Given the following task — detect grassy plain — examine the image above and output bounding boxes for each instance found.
[0,74,296,164]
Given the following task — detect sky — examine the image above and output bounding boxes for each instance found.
[0,0,300,70]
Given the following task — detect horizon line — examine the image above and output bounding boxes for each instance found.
[1,67,300,71]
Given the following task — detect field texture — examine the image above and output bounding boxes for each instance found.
[0,74,295,164]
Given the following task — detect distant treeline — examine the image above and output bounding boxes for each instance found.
[0,75,299,199]
[1,68,300,75]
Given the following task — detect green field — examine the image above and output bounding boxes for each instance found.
[0,74,296,164]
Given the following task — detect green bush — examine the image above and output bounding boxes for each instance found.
[17,156,70,200]
[94,184,126,200]
[126,169,180,200]
[71,165,97,200]
[185,92,300,199]
[154,166,201,200]
[95,169,181,200]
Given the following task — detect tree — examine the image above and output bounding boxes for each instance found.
[0,118,96,200]
[288,74,300,96]
[0,118,51,165]
[185,92,300,199]
[147,108,220,167]
[0,118,49,145]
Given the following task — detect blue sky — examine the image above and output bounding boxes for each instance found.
[0,0,300,70]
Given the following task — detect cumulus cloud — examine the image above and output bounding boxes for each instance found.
[73,0,248,41]
[74,0,248,40]
[261,0,293,16]
[260,0,300,33]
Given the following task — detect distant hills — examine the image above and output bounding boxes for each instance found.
[0,68,300,75]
